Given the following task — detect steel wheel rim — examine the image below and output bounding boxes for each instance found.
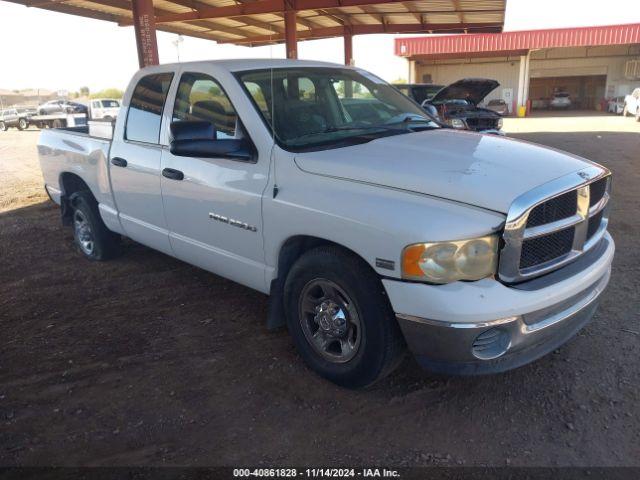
[19,119,27,129]
[299,278,362,364]
[73,210,94,255]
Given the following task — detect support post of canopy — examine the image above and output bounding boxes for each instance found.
[132,0,159,68]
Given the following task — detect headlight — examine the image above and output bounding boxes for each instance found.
[497,118,503,129]
[449,118,466,129]
[401,235,499,284]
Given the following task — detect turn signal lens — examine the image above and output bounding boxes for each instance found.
[401,235,499,284]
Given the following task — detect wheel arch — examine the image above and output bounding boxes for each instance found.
[266,234,379,330]
[58,172,96,225]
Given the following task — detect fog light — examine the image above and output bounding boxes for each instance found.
[471,328,511,360]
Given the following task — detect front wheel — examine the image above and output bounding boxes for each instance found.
[70,191,120,260]
[18,118,28,130]
[284,246,405,388]
[0,121,6,131]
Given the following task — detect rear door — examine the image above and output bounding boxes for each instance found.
[109,71,174,255]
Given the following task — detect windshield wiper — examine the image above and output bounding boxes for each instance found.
[384,114,437,126]
[292,124,404,141]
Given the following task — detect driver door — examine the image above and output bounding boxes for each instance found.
[160,71,269,292]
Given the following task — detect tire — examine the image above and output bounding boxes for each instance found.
[636,109,640,122]
[284,246,405,388]
[52,119,63,129]
[0,122,6,131]
[17,118,28,130]
[69,191,120,261]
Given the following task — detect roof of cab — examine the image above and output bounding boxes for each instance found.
[143,58,346,73]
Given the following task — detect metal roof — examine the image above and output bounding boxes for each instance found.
[395,23,640,58]
[4,0,505,46]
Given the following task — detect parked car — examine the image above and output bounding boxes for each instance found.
[484,98,509,116]
[531,98,549,110]
[549,92,572,109]
[37,99,88,115]
[0,107,35,131]
[607,96,625,114]
[38,59,613,388]
[89,98,121,121]
[623,88,640,121]
[422,78,503,133]
[394,83,444,105]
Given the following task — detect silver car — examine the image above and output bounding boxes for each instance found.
[550,93,571,109]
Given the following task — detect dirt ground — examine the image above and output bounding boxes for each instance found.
[1,115,639,467]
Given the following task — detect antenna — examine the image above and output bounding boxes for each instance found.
[269,24,278,197]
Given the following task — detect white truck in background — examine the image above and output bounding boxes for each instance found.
[88,98,121,121]
[37,59,614,388]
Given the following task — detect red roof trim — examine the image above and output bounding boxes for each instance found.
[395,23,640,58]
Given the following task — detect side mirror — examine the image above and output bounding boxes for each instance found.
[169,120,253,161]
[421,101,438,118]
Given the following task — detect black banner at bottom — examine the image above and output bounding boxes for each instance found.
[1,467,640,480]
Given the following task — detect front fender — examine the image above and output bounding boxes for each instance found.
[263,157,505,283]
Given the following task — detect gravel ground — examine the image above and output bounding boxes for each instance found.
[1,115,639,467]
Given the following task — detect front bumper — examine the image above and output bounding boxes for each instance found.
[476,128,504,136]
[383,233,614,375]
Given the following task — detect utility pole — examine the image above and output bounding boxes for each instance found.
[172,34,184,62]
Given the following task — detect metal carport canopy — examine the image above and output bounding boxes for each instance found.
[4,0,505,67]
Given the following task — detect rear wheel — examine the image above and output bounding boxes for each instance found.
[17,118,28,130]
[284,246,405,388]
[0,122,6,131]
[70,191,120,261]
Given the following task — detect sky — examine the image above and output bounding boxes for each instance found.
[0,0,639,92]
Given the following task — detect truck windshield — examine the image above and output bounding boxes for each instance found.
[236,67,438,151]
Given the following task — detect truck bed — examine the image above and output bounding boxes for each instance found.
[38,127,115,211]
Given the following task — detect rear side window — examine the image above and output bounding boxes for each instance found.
[126,72,174,144]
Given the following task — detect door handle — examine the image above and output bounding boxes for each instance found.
[111,157,127,167]
[162,168,184,181]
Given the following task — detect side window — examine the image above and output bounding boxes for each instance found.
[332,78,375,100]
[126,72,174,144]
[92,101,100,108]
[282,77,317,102]
[244,81,270,119]
[172,72,238,140]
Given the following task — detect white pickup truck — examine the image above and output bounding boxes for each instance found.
[38,59,614,388]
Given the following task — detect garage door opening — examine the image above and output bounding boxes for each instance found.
[529,75,607,111]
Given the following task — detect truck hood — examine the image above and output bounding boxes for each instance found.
[431,78,499,105]
[294,130,592,214]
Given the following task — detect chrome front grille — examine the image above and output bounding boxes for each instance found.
[526,189,577,227]
[519,227,575,269]
[499,166,611,283]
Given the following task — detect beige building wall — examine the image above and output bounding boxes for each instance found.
[413,57,522,110]
[410,44,640,108]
